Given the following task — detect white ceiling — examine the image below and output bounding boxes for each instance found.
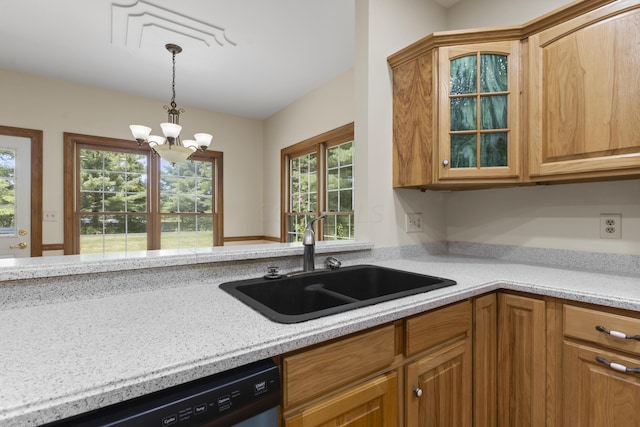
[0,0,356,120]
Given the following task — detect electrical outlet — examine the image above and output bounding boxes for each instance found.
[600,214,621,239]
[43,210,57,222]
[405,213,423,233]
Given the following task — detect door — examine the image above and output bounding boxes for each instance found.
[563,342,640,427]
[0,135,31,258]
[405,338,472,427]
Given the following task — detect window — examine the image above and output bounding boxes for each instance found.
[64,133,223,254]
[281,123,354,242]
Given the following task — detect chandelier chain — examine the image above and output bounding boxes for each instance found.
[170,49,177,109]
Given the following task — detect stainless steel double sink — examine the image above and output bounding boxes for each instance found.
[219,265,456,323]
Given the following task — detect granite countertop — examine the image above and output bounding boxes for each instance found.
[1,248,639,426]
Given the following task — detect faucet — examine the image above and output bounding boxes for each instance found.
[302,215,326,272]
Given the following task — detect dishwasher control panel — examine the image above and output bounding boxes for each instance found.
[44,359,281,427]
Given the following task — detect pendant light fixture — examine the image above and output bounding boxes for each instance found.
[130,43,212,164]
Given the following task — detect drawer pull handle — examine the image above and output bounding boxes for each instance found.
[596,356,640,374]
[595,325,640,341]
[414,387,423,397]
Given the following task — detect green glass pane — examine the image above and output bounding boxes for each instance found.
[178,195,197,213]
[450,55,477,95]
[328,190,339,211]
[480,54,508,93]
[480,133,508,167]
[450,134,477,168]
[127,215,148,235]
[197,179,212,196]
[480,95,508,130]
[450,97,477,131]
[339,189,353,212]
[180,177,197,194]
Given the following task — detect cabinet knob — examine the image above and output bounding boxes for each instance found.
[442,159,449,166]
[413,387,423,397]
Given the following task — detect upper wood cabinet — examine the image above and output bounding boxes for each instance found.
[389,0,639,189]
[527,0,640,181]
[438,41,521,182]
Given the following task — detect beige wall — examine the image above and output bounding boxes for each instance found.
[0,68,264,246]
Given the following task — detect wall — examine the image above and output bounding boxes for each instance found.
[0,68,264,247]
[354,0,449,248]
[442,0,640,255]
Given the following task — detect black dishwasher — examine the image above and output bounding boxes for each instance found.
[45,359,280,427]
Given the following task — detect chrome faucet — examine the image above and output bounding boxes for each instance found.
[302,215,326,272]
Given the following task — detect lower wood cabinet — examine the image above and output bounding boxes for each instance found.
[280,293,640,427]
[284,372,398,427]
[497,293,547,427]
[405,337,472,427]
[563,304,640,427]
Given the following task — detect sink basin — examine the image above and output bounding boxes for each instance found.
[219,265,456,323]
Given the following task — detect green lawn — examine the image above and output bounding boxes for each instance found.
[80,232,214,254]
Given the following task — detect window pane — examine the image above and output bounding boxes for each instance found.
[451,134,477,168]
[480,54,508,93]
[328,190,339,212]
[481,133,508,167]
[450,97,477,131]
[0,149,16,234]
[323,213,354,240]
[161,214,214,249]
[289,152,317,213]
[450,55,477,95]
[480,95,508,130]
[287,214,313,243]
[160,159,213,215]
[339,189,353,212]
[79,214,147,254]
[80,149,147,213]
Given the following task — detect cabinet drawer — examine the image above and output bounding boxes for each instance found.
[283,324,396,408]
[564,305,640,356]
[405,300,471,356]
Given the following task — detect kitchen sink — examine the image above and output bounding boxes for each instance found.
[219,265,456,323]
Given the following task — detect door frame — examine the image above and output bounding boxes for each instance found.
[0,125,43,257]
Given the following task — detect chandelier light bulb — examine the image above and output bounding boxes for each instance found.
[194,133,213,148]
[147,135,166,148]
[130,125,152,141]
[160,123,182,139]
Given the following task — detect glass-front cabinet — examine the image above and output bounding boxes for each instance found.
[437,41,520,182]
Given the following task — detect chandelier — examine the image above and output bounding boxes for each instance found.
[129,43,212,164]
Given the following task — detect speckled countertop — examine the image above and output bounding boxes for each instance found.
[1,242,639,426]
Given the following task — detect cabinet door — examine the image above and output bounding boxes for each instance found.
[437,40,521,183]
[563,341,640,427]
[284,372,398,427]
[405,337,472,427]
[528,0,640,180]
[497,294,546,427]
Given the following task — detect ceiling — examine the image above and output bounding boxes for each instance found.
[0,0,356,120]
